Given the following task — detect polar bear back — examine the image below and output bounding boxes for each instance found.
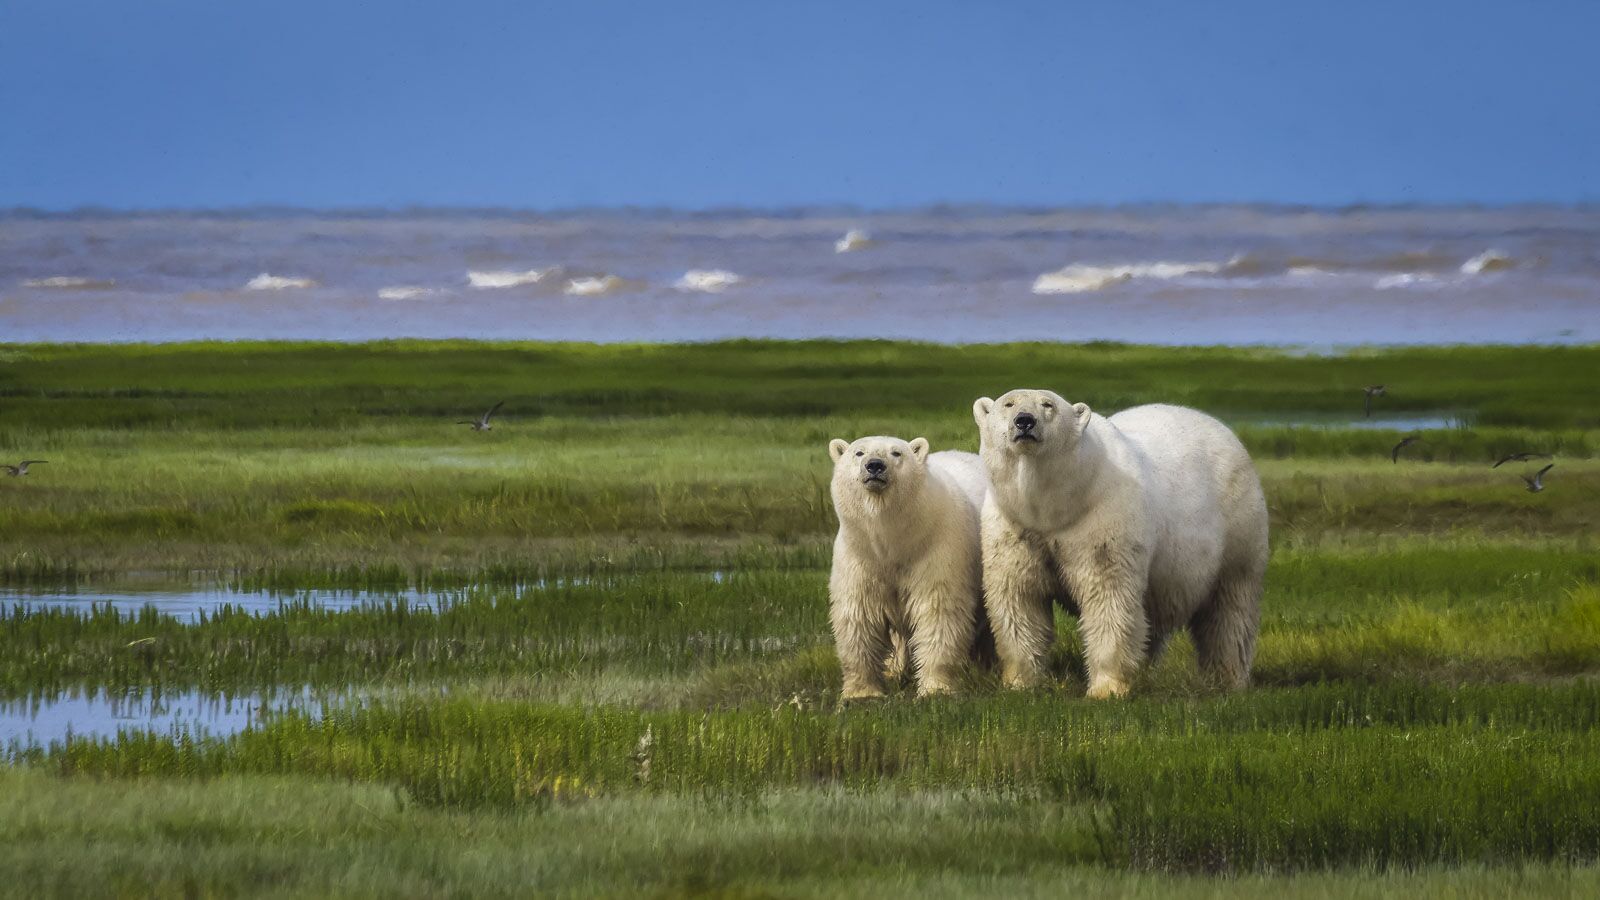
[927,450,988,512]
[1108,404,1257,504]
[1106,404,1268,588]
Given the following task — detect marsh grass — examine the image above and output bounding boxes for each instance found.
[3,340,1600,892]
[8,771,1596,898]
[20,683,1600,873]
[2,341,1596,578]
[3,540,1595,698]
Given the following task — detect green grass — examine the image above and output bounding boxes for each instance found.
[1,340,1596,578]
[3,340,1600,895]
[7,771,1597,899]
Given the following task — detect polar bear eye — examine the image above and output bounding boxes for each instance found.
[1043,401,1054,409]
[1003,402,1014,408]
[854,451,863,457]
[891,450,901,457]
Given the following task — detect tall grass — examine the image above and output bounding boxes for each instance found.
[19,683,1600,872]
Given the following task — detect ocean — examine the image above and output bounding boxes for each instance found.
[1,206,1595,345]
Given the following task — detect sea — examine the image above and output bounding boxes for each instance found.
[1,206,1595,345]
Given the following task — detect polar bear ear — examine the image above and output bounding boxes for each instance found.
[829,438,850,461]
[1072,402,1093,433]
[972,397,994,425]
[908,437,929,460]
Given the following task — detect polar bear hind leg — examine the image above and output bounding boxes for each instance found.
[884,629,912,683]
[1189,565,1262,690]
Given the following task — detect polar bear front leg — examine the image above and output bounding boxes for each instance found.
[829,561,895,701]
[1061,540,1150,700]
[905,567,979,697]
[981,504,1058,689]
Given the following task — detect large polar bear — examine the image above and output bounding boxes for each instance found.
[828,435,992,699]
[973,390,1267,698]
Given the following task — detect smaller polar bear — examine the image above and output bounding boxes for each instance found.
[974,390,1268,699]
[828,435,992,699]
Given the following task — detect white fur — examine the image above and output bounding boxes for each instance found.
[827,436,990,699]
[973,390,1267,698]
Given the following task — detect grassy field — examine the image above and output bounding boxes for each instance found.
[2,340,1599,897]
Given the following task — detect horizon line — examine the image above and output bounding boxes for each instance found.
[5,200,1600,219]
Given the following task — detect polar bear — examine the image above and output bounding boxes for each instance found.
[973,390,1267,698]
[828,435,992,699]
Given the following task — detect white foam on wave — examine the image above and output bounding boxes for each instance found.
[467,268,558,289]
[564,275,625,296]
[245,273,317,291]
[1031,259,1229,295]
[835,229,873,253]
[1375,272,1443,290]
[674,269,742,293]
[377,286,435,301]
[1287,265,1330,278]
[1460,249,1516,275]
[22,276,116,289]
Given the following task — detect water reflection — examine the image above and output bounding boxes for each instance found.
[1,687,328,747]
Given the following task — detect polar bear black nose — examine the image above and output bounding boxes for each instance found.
[1013,412,1037,433]
[865,458,887,475]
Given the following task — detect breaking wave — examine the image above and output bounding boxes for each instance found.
[1460,249,1516,275]
[377,286,435,301]
[564,275,625,296]
[245,273,317,290]
[1375,272,1444,290]
[835,229,873,253]
[467,268,559,289]
[674,269,742,293]
[21,276,116,289]
[1032,258,1233,294]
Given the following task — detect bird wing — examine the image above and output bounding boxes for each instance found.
[1391,442,1402,463]
[483,400,505,422]
[1,466,15,475]
[20,460,46,465]
[1364,393,1372,417]
[1537,463,1555,478]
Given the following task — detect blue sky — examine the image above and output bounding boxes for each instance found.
[3,1,1597,209]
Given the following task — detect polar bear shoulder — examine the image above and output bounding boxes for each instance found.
[927,449,987,511]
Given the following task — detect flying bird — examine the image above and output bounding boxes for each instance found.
[459,401,504,432]
[1522,463,1555,493]
[1492,451,1551,469]
[1390,436,1423,464]
[2,460,47,477]
[1362,385,1386,418]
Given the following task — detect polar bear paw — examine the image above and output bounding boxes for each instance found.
[840,686,887,703]
[1001,663,1047,690]
[1085,676,1131,700]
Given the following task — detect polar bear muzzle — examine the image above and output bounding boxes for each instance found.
[863,458,890,490]
[1011,412,1040,442]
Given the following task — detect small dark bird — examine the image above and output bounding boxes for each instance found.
[1522,463,1555,493]
[2,460,47,477]
[1362,385,1387,418]
[459,401,504,432]
[1390,436,1423,463]
[1492,451,1551,469]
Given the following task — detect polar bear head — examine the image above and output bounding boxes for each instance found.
[828,435,931,511]
[973,389,1092,457]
